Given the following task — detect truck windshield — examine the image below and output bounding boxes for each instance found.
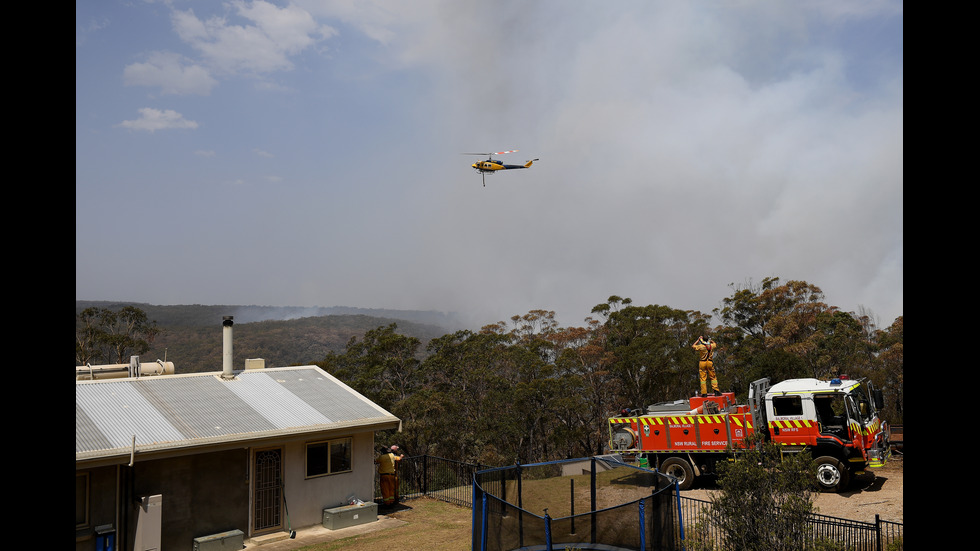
[852,388,877,425]
[844,392,878,428]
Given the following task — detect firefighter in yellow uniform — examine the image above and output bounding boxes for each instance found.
[375,445,404,507]
[692,336,721,397]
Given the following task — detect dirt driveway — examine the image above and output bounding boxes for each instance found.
[680,454,903,524]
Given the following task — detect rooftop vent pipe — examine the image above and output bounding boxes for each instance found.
[222,316,235,379]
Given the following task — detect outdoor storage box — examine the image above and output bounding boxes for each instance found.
[322,502,378,530]
[192,529,244,550]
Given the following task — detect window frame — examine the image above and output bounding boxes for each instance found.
[771,395,804,417]
[76,471,90,529]
[305,437,353,478]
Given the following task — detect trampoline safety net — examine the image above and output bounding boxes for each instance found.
[472,456,679,551]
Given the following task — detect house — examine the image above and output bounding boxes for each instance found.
[75,317,401,550]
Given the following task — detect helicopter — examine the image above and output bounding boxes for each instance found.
[464,150,538,186]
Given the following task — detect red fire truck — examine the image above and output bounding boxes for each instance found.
[608,377,891,492]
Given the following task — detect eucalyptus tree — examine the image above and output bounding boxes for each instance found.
[484,314,569,464]
[810,310,874,379]
[415,329,525,465]
[319,323,421,409]
[592,296,711,409]
[551,319,617,456]
[715,277,836,391]
[76,306,161,365]
[873,316,903,424]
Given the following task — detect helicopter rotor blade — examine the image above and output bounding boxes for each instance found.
[462,150,518,156]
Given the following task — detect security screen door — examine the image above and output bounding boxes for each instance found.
[253,448,283,533]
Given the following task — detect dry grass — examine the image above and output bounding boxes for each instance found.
[294,466,662,550]
[292,460,902,550]
[296,498,471,551]
[296,465,662,550]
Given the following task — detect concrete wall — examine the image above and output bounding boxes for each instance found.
[75,465,120,549]
[131,448,250,550]
[281,431,377,528]
[76,431,379,550]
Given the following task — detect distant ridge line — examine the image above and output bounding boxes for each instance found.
[75,300,465,330]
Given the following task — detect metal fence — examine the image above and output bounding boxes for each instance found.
[381,456,904,551]
[679,495,904,551]
[376,454,486,507]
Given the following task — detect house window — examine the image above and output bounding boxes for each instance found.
[306,437,352,477]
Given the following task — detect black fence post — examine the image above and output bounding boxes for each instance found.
[875,514,882,551]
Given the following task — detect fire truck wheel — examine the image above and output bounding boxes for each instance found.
[813,456,850,493]
[661,457,695,490]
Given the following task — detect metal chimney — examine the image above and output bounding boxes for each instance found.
[222,316,235,379]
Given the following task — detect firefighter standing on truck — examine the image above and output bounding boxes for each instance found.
[692,336,721,397]
[376,445,404,507]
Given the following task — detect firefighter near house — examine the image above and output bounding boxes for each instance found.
[608,376,891,492]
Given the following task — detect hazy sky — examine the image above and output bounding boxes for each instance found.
[76,1,903,330]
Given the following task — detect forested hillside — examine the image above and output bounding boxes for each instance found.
[75,301,453,374]
[77,277,903,466]
[75,301,463,329]
[316,278,903,466]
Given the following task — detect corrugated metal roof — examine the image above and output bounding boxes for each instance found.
[76,365,399,464]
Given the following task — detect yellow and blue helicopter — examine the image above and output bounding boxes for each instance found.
[465,150,538,186]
